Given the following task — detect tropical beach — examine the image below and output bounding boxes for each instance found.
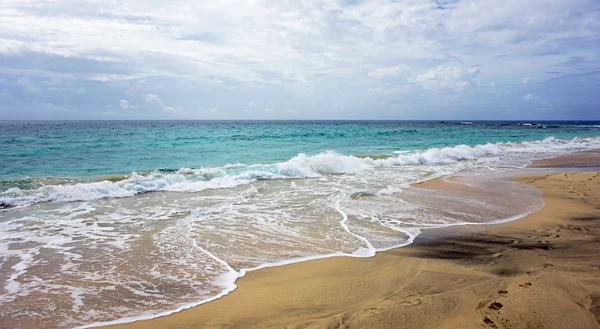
[103,153,600,329]
[1,123,600,329]
[2,1,600,328]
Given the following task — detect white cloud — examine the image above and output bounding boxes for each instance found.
[40,77,88,93]
[523,93,539,100]
[208,107,219,113]
[119,99,138,109]
[143,93,178,112]
[0,89,16,101]
[42,77,64,87]
[369,65,409,79]
[31,100,78,113]
[468,67,482,85]
[16,77,40,92]
[522,77,532,84]
[90,73,155,82]
[468,67,481,77]
[367,85,409,94]
[412,65,471,92]
[0,0,599,118]
[2,0,595,89]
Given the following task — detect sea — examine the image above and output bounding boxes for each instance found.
[1,120,600,328]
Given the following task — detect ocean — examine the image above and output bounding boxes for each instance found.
[1,120,600,328]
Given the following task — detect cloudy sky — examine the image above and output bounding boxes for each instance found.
[1,0,599,120]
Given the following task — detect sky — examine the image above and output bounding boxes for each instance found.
[0,0,599,120]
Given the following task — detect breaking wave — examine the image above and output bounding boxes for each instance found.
[2,136,599,207]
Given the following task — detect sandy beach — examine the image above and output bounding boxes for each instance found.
[3,1,600,327]
[103,157,600,329]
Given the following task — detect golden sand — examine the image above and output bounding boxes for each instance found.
[105,162,600,329]
[530,150,600,168]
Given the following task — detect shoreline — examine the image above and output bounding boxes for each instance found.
[99,153,600,329]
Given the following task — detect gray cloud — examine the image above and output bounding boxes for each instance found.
[0,0,599,119]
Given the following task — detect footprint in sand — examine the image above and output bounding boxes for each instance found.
[365,307,387,315]
[541,233,560,238]
[519,282,532,288]
[477,300,489,309]
[483,317,496,327]
[498,289,508,296]
[400,296,422,307]
[489,302,503,310]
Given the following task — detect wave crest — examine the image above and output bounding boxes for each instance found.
[1,136,599,207]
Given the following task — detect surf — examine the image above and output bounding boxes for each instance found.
[1,136,600,208]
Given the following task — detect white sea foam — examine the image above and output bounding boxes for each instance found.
[0,166,555,328]
[75,194,447,329]
[79,200,425,328]
[1,136,598,208]
[1,135,599,328]
[377,185,406,195]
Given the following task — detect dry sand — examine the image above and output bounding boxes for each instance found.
[105,160,600,329]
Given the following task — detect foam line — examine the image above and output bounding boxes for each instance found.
[3,135,600,207]
[336,204,377,256]
[76,197,541,329]
[6,135,593,329]
[78,226,241,329]
[80,200,407,328]
[76,279,239,329]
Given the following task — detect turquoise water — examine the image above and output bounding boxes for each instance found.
[2,120,599,180]
[1,120,600,328]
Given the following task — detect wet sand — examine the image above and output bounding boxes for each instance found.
[530,150,600,168]
[104,157,600,329]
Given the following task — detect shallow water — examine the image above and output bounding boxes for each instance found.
[0,121,599,328]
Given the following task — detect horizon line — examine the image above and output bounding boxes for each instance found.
[2,119,600,122]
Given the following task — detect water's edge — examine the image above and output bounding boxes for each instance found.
[77,160,588,329]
